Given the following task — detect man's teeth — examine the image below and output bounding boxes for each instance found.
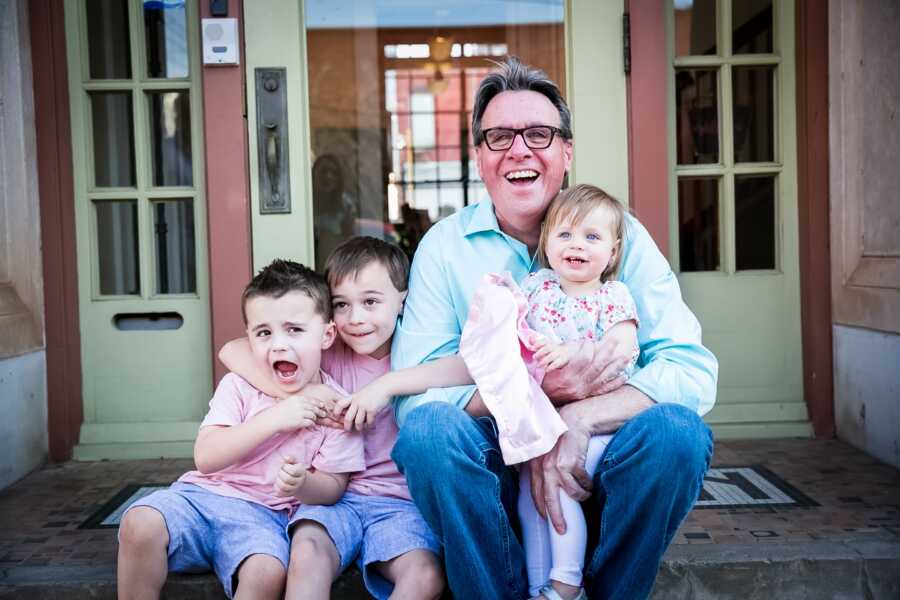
[506,170,538,180]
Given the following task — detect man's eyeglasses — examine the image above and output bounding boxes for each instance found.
[481,126,567,151]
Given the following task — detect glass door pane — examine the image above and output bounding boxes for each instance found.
[304,1,565,267]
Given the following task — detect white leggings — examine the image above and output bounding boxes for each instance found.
[518,434,612,595]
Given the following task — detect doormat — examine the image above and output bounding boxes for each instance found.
[79,484,169,529]
[696,465,818,509]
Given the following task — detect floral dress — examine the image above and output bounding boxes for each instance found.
[520,269,640,374]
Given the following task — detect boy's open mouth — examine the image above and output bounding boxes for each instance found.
[505,169,539,186]
[273,360,298,382]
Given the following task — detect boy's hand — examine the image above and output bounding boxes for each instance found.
[533,339,573,372]
[268,395,326,433]
[273,456,308,497]
[333,380,392,431]
[297,383,345,429]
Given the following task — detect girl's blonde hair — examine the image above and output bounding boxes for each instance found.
[538,184,628,282]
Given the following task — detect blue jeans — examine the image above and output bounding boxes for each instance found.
[392,402,713,600]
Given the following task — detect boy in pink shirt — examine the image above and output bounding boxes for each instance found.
[117,260,365,599]
[220,237,443,600]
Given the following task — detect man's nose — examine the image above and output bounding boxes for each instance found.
[507,131,533,157]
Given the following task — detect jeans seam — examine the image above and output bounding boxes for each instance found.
[477,446,520,598]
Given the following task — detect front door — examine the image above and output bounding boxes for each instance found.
[65,0,212,459]
[667,0,810,437]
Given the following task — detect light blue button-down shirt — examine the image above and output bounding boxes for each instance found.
[391,198,718,426]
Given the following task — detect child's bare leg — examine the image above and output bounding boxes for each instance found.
[376,549,444,600]
[285,521,341,600]
[117,507,169,600]
[233,553,286,600]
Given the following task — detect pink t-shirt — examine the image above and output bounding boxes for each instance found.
[322,339,412,501]
[179,372,366,512]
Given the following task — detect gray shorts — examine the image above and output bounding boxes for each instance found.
[289,492,441,600]
[122,482,290,598]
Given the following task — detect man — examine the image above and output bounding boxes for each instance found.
[391,57,716,600]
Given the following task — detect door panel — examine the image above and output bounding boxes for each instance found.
[667,0,809,438]
[65,0,211,459]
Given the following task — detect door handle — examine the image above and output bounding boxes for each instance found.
[265,122,280,203]
[255,68,291,214]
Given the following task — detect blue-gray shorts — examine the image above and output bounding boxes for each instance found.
[122,482,290,598]
[289,492,441,600]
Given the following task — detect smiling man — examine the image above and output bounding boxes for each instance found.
[391,57,718,600]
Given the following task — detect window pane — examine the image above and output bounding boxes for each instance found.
[678,178,720,272]
[674,0,717,57]
[96,201,140,295]
[87,0,132,79]
[676,69,719,165]
[91,92,136,187]
[306,1,565,265]
[144,0,190,78]
[147,91,193,186]
[733,67,775,163]
[153,200,196,293]
[733,0,773,54]
[735,175,776,270]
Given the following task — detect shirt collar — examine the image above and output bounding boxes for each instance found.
[463,198,501,237]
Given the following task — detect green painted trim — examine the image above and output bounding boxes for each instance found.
[566,0,629,204]
[74,441,195,461]
[79,421,201,444]
[709,422,813,440]
[244,0,316,272]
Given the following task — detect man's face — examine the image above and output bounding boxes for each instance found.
[330,262,407,359]
[475,90,573,236]
[245,291,336,394]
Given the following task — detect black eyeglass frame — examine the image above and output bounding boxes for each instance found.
[480,126,569,151]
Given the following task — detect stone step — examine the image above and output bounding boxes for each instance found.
[2,540,898,599]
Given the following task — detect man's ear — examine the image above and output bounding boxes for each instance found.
[321,320,337,350]
[562,139,573,172]
[474,145,486,180]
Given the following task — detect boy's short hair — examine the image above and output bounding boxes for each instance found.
[241,259,332,323]
[538,184,629,282]
[324,236,410,293]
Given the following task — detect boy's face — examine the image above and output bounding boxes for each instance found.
[245,290,336,394]
[330,262,407,359]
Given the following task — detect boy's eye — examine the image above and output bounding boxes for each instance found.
[255,329,271,338]
[364,298,380,307]
[289,326,305,334]
[332,301,348,312]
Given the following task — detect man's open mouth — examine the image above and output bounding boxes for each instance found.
[505,169,539,185]
[273,360,298,382]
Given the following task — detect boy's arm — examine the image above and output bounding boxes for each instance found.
[194,395,325,473]
[293,471,349,505]
[218,338,283,398]
[335,355,474,430]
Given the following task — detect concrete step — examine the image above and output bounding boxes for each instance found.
[2,541,898,599]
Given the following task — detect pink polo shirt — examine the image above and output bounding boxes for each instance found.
[179,372,366,512]
[322,339,412,501]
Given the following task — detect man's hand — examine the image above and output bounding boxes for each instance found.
[267,395,326,433]
[273,456,308,497]
[542,320,638,402]
[333,379,393,431]
[529,422,593,535]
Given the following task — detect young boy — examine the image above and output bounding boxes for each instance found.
[219,237,444,600]
[117,260,366,600]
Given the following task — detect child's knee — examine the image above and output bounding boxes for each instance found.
[394,551,445,596]
[237,554,286,594]
[288,525,339,575]
[119,507,168,549]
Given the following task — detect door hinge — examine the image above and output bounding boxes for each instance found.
[623,12,631,75]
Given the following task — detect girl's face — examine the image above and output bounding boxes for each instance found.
[544,205,619,294]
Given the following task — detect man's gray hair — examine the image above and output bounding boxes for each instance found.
[471,56,573,146]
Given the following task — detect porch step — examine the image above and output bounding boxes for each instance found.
[0,283,41,359]
[2,541,898,599]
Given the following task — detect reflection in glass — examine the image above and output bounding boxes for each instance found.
[733,67,774,163]
[678,178,720,272]
[147,92,193,186]
[154,200,196,293]
[144,0,189,78]
[674,0,717,56]
[733,0,773,54]
[96,201,140,295]
[735,176,776,270]
[91,93,136,187]
[676,69,719,165]
[305,0,565,262]
[87,0,132,79]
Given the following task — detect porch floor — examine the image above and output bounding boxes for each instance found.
[1,438,899,599]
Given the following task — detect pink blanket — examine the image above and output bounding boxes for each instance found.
[459,273,568,465]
